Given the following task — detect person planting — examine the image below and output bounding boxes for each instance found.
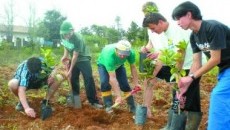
[172,1,230,129]
[60,20,102,109]
[8,57,65,118]
[97,40,140,114]
[142,12,206,130]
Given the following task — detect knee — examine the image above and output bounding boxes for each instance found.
[8,79,19,90]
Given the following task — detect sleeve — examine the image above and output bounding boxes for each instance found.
[127,50,136,64]
[73,34,84,53]
[208,25,226,50]
[190,34,201,53]
[18,64,30,87]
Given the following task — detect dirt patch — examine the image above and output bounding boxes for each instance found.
[0,66,215,130]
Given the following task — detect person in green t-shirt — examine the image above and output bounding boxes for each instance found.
[97,40,139,114]
[60,21,102,109]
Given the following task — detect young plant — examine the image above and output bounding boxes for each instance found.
[142,58,156,79]
[39,48,68,83]
[159,40,188,113]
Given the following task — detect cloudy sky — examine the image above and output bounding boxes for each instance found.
[0,0,229,30]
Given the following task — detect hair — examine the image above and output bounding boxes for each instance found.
[142,1,159,15]
[27,57,42,73]
[142,13,167,27]
[172,1,202,20]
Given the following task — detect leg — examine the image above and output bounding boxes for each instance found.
[143,78,155,118]
[71,63,81,95]
[78,61,99,104]
[8,79,19,97]
[116,65,136,114]
[208,69,230,130]
[70,63,81,108]
[184,77,202,130]
[98,64,113,110]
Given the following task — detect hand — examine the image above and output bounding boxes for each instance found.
[177,76,193,100]
[140,46,149,53]
[115,96,122,105]
[176,91,186,109]
[25,107,36,118]
[147,52,159,60]
[66,70,72,79]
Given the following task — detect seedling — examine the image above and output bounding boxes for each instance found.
[159,40,188,114]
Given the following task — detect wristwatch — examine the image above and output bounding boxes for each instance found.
[189,73,196,80]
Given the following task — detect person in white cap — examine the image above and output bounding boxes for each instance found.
[97,40,140,113]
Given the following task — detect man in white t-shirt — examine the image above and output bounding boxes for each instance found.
[142,12,206,130]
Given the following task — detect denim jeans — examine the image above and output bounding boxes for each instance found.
[71,60,99,104]
[98,64,132,92]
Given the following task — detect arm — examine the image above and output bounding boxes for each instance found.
[189,52,202,74]
[192,50,220,78]
[152,52,164,78]
[68,51,79,75]
[130,64,139,87]
[141,40,153,53]
[108,72,122,102]
[178,50,220,99]
[18,87,36,118]
[61,48,69,63]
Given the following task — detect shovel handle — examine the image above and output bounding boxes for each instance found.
[111,86,142,108]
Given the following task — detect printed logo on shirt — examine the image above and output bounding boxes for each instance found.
[196,42,210,52]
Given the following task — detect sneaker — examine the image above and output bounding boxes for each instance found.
[15,102,23,111]
[91,103,103,109]
[105,107,113,114]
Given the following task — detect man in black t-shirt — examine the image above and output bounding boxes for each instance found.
[172,1,230,130]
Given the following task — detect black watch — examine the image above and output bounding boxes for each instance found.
[189,73,196,80]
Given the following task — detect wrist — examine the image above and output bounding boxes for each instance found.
[189,73,196,80]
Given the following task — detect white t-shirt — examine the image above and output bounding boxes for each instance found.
[148,23,206,70]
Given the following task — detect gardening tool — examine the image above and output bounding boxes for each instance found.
[139,52,148,73]
[135,104,147,125]
[63,58,82,108]
[170,111,187,130]
[160,109,174,130]
[107,86,141,112]
[41,86,53,120]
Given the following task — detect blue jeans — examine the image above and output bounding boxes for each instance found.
[208,68,230,130]
[98,64,132,92]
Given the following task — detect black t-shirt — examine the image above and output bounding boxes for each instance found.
[190,20,230,72]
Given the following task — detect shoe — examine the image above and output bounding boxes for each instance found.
[91,103,103,109]
[15,102,24,111]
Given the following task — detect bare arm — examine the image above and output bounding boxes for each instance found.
[108,72,122,98]
[193,50,220,78]
[18,87,36,118]
[18,87,29,109]
[141,40,153,53]
[189,52,202,74]
[61,48,69,63]
[130,64,139,87]
[68,51,79,74]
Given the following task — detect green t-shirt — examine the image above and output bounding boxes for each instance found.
[97,44,135,71]
[61,33,91,62]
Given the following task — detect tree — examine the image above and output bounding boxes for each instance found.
[3,0,14,43]
[36,10,66,42]
[126,21,147,44]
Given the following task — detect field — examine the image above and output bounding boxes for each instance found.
[0,63,216,130]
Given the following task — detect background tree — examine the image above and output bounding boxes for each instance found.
[3,0,14,43]
[126,21,147,46]
[36,10,66,43]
